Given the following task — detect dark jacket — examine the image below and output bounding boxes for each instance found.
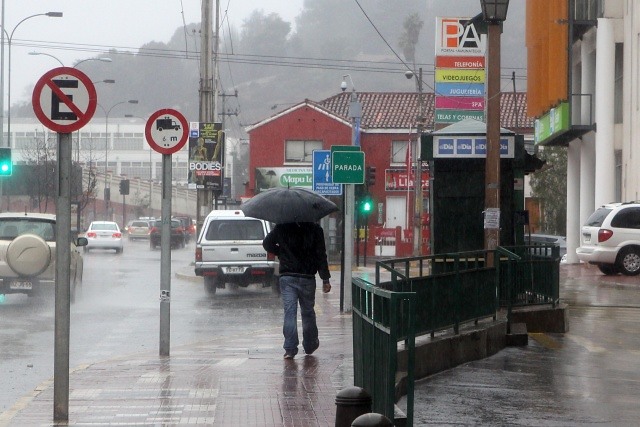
[262,222,330,281]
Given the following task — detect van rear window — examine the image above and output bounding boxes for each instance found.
[206,220,265,241]
[585,208,612,227]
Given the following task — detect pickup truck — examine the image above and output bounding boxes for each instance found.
[194,210,279,296]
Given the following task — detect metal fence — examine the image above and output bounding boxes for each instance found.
[352,246,560,425]
[499,244,561,308]
[352,277,416,426]
[375,250,497,337]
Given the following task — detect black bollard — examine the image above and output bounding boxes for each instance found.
[335,386,372,427]
[351,413,394,426]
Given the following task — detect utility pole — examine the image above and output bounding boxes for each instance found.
[218,90,238,126]
[413,68,425,256]
[196,0,216,235]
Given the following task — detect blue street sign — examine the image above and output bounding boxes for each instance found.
[312,150,342,196]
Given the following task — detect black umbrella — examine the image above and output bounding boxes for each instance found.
[241,187,339,224]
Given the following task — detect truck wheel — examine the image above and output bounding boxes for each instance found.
[204,276,217,296]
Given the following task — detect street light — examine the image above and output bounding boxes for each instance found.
[99,100,139,219]
[480,0,509,265]
[28,51,64,66]
[405,68,426,256]
[29,51,113,68]
[125,114,153,217]
[0,11,63,148]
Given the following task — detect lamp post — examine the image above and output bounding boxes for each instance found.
[29,51,113,68]
[480,0,509,265]
[405,68,426,256]
[339,74,361,312]
[98,100,138,219]
[0,11,63,148]
[125,114,153,217]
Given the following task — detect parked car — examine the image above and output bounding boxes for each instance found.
[173,215,195,244]
[0,212,87,301]
[194,210,279,296]
[149,219,186,249]
[527,234,567,263]
[127,219,151,240]
[85,221,124,254]
[577,202,640,275]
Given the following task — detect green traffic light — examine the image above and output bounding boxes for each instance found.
[361,198,373,214]
[0,147,11,176]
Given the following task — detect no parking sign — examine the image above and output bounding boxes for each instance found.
[32,67,97,133]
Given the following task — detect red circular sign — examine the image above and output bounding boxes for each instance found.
[145,109,189,155]
[32,67,97,133]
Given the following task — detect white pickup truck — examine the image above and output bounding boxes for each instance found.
[194,210,279,296]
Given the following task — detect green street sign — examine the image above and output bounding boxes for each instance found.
[331,145,360,153]
[332,151,365,184]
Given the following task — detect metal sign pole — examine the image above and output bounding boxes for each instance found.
[53,132,72,421]
[159,153,172,356]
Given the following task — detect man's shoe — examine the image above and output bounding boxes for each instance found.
[304,339,319,355]
[284,351,296,359]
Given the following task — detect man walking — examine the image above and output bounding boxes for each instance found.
[263,222,331,359]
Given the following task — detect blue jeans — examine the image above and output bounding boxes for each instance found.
[279,275,318,355]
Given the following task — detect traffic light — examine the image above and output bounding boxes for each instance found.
[360,196,374,216]
[365,166,376,187]
[119,179,130,195]
[0,147,12,176]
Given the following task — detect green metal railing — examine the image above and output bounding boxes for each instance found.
[375,250,497,337]
[352,277,416,426]
[499,244,560,308]
[352,245,560,425]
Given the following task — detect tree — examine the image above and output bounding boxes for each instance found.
[399,13,424,64]
[20,133,57,212]
[529,146,567,235]
[19,132,99,220]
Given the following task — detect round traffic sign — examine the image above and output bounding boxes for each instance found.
[32,67,97,133]
[145,109,189,155]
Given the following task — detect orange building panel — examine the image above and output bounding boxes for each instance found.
[526,0,568,118]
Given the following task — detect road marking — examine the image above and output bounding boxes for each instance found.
[529,333,563,349]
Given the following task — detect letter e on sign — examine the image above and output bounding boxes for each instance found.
[32,67,97,133]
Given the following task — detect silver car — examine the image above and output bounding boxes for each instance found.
[127,220,151,240]
[85,221,124,254]
[0,212,87,300]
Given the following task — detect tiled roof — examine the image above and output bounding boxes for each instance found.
[318,91,533,132]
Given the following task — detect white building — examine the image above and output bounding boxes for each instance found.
[527,0,639,263]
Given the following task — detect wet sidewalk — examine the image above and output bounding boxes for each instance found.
[1,286,354,426]
[4,263,640,426]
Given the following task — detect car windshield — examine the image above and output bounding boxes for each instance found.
[585,208,613,227]
[131,221,149,227]
[0,219,56,241]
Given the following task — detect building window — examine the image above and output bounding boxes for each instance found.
[285,140,322,163]
[614,43,623,124]
[391,140,410,165]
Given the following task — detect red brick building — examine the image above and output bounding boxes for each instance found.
[246,91,533,257]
